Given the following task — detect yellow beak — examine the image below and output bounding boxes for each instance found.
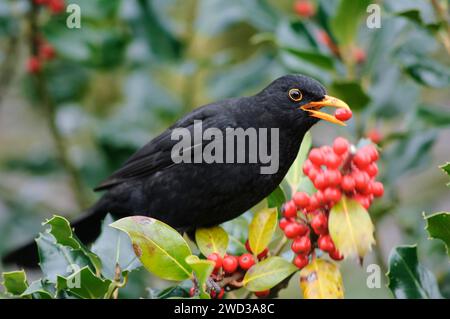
[300,95,351,126]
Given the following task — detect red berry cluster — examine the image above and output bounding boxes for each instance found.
[34,0,65,14]
[190,240,269,299]
[26,40,57,74]
[280,137,383,269]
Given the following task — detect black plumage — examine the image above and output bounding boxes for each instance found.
[3,74,330,266]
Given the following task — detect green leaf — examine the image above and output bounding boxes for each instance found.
[387,245,442,299]
[148,284,191,299]
[396,9,442,32]
[248,207,278,255]
[299,258,344,299]
[329,196,375,259]
[440,162,450,178]
[286,132,311,192]
[2,270,28,296]
[243,256,297,291]
[267,186,286,209]
[91,214,142,280]
[195,226,229,258]
[221,216,249,256]
[56,266,111,299]
[110,216,192,281]
[44,215,102,272]
[21,280,54,299]
[185,255,215,299]
[331,0,372,45]
[424,212,450,257]
[417,105,450,127]
[330,81,371,111]
[283,48,335,70]
[36,232,92,283]
[404,60,450,88]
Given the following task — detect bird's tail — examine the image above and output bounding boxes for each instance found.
[2,199,110,268]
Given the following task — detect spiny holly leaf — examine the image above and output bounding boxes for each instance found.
[440,162,450,187]
[110,216,192,281]
[36,232,92,283]
[243,256,297,291]
[185,255,215,299]
[328,196,375,259]
[286,131,311,192]
[424,212,450,257]
[44,215,102,272]
[1,270,29,297]
[299,258,344,299]
[21,280,54,299]
[195,226,229,258]
[91,214,142,280]
[56,266,111,299]
[248,207,278,255]
[387,245,442,299]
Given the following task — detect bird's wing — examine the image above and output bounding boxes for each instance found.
[94,103,236,191]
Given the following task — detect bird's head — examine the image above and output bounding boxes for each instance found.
[259,74,351,128]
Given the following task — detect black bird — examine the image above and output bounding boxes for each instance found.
[3,74,350,266]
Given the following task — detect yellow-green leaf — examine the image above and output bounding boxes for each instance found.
[328,196,375,259]
[110,216,192,281]
[248,207,278,255]
[2,270,29,296]
[195,226,229,257]
[286,132,311,192]
[243,256,297,291]
[185,255,215,299]
[300,258,344,299]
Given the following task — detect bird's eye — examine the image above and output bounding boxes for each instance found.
[288,88,303,102]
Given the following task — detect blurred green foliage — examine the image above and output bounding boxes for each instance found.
[0,0,449,298]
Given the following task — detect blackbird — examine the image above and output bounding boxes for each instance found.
[3,74,350,266]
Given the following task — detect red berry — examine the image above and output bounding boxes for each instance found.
[293,192,310,208]
[367,129,382,144]
[217,288,225,299]
[353,47,366,64]
[341,175,356,193]
[279,217,290,230]
[371,181,384,197]
[34,0,49,4]
[207,253,223,270]
[354,194,371,209]
[324,187,342,204]
[353,171,370,193]
[353,152,371,169]
[257,247,269,260]
[307,166,319,181]
[329,249,344,261]
[255,289,270,298]
[307,195,319,211]
[325,169,342,187]
[239,253,255,270]
[325,153,341,169]
[318,235,335,252]
[284,222,308,239]
[303,159,312,175]
[294,0,315,18]
[222,255,239,273]
[334,108,352,121]
[283,200,297,218]
[245,239,252,253]
[314,190,325,205]
[309,148,324,166]
[365,162,379,177]
[314,173,328,190]
[311,213,328,235]
[26,56,41,74]
[189,286,196,297]
[39,44,56,60]
[48,0,65,14]
[291,236,311,254]
[333,137,349,155]
[293,254,309,269]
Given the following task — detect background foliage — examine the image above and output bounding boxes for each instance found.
[0,0,449,298]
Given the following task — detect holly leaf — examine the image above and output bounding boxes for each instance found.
[185,255,215,299]
[195,226,229,258]
[243,256,297,291]
[267,186,286,209]
[1,270,29,297]
[424,212,450,257]
[286,131,311,192]
[299,258,344,299]
[248,207,278,255]
[56,266,111,299]
[21,280,54,299]
[328,196,375,259]
[331,0,372,45]
[440,162,450,187]
[91,214,142,280]
[110,216,192,281]
[387,245,442,299]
